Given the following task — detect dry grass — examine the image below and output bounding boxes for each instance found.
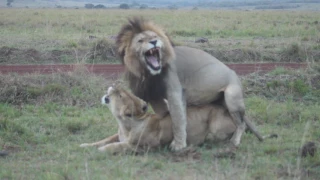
[0,9,319,64]
[0,9,319,179]
[0,69,110,106]
[0,69,319,179]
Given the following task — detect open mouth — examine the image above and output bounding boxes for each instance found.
[145,47,161,71]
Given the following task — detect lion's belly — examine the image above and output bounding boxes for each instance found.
[183,68,228,105]
[159,108,211,146]
[173,46,234,105]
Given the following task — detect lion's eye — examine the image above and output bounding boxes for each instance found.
[138,39,143,43]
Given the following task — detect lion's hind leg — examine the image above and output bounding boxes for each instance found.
[223,85,246,147]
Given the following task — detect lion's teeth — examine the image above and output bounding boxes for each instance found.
[150,49,153,55]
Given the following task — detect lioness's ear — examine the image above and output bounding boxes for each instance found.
[163,99,169,110]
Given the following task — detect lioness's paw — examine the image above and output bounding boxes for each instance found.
[170,140,187,151]
[98,146,106,152]
[80,143,91,147]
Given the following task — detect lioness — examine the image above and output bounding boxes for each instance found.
[80,85,236,154]
[116,17,263,151]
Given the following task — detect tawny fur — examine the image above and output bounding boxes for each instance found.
[115,17,263,150]
[80,86,236,154]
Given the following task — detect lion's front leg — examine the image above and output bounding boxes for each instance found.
[98,142,132,155]
[165,69,187,151]
[80,133,119,148]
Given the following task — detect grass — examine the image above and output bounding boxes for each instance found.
[0,9,319,64]
[0,8,319,179]
[0,69,319,179]
[1,9,319,40]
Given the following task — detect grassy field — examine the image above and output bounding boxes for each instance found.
[0,9,319,64]
[0,67,319,179]
[0,8,319,179]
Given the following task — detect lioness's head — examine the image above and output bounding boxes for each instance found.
[116,17,175,77]
[101,84,148,121]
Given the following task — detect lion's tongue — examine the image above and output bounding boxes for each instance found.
[146,55,160,69]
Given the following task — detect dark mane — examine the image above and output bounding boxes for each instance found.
[126,66,169,102]
[116,17,175,64]
[116,17,149,62]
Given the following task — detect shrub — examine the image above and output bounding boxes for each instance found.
[85,4,94,9]
[0,71,110,106]
[140,4,148,9]
[94,4,106,9]
[172,30,196,37]
[119,3,129,9]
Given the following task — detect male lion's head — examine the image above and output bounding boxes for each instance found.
[116,17,175,77]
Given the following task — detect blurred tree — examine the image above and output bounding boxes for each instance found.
[85,3,94,9]
[119,3,130,9]
[140,4,148,9]
[7,0,14,7]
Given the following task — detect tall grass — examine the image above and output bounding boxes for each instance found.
[0,69,319,179]
[0,9,319,49]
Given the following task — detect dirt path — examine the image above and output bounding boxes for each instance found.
[0,63,307,78]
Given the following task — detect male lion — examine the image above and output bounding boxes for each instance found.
[116,17,263,151]
[80,85,237,154]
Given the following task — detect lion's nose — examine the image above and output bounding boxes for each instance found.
[142,103,148,112]
[149,40,157,46]
[101,95,109,104]
[104,97,110,104]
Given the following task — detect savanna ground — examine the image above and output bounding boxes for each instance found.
[0,9,320,64]
[0,8,320,180]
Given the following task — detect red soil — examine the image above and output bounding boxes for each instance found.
[0,63,307,78]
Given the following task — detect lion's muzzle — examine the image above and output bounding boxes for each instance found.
[145,47,161,71]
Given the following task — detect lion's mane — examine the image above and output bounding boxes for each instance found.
[116,17,175,102]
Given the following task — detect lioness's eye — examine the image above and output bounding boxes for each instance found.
[138,39,143,43]
[125,113,132,117]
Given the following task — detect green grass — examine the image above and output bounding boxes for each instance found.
[0,70,319,179]
[0,97,319,179]
[0,9,319,64]
[1,9,319,44]
[0,8,319,179]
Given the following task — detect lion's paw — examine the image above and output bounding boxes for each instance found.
[170,140,187,151]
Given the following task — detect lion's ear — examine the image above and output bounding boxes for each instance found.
[117,45,126,63]
[118,48,125,59]
[165,33,175,47]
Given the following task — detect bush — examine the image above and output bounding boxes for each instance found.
[0,71,111,106]
[140,4,148,9]
[119,3,129,9]
[172,30,196,37]
[94,4,106,9]
[85,4,94,9]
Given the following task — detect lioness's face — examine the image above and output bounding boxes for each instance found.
[131,30,164,75]
[101,86,148,121]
